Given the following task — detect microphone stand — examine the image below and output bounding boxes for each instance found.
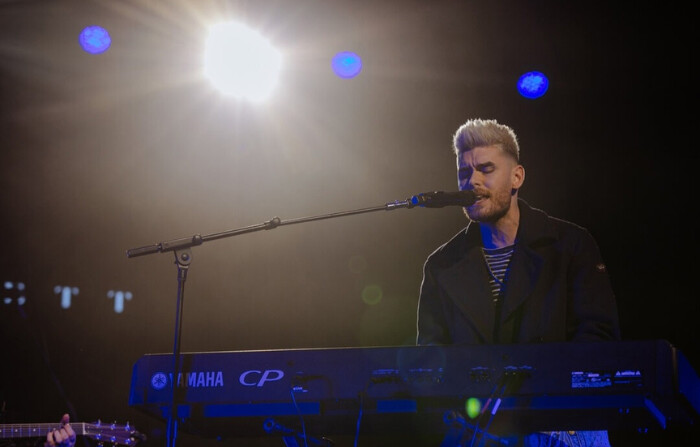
[125,197,420,447]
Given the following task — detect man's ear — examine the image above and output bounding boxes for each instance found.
[511,164,525,193]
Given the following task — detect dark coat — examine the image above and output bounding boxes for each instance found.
[417,199,621,345]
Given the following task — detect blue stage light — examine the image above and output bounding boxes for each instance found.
[517,71,549,99]
[54,285,79,309]
[3,281,26,306]
[107,289,133,313]
[332,51,362,79]
[79,25,112,54]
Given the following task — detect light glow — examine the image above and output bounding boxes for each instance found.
[107,289,133,314]
[79,25,112,54]
[54,285,79,309]
[203,21,282,102]
[332,51,362,79]
[517,71,549,99]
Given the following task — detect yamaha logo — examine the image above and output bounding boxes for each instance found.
[150,371,225,389]
[151,372,168,390]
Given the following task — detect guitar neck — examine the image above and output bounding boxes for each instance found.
[0,422,87,439]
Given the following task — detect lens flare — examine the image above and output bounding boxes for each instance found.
[465,397,481,419]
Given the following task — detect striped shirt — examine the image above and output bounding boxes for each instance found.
[482,245,515,305]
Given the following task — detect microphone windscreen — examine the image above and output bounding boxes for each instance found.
[410,190,476,208]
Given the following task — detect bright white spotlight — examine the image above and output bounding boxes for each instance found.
[203,21,282,102]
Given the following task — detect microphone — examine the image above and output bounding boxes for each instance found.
[409,190,477,208]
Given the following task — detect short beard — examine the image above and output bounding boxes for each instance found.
[463,190,511,223]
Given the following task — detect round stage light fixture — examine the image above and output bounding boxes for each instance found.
[332,51,362,79]
[517,71,549,99]
[79,25,112,54]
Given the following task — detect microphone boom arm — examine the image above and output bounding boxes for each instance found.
[126,199,422,258]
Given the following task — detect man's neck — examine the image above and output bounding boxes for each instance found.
[479,200,520,249]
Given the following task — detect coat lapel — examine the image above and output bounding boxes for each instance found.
[499,201,554,334]
[437,226,496,342]
[500,244,543,320]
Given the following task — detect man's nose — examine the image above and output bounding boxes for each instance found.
[465,173,482,188]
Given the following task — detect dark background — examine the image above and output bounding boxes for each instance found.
[1,1,697,446]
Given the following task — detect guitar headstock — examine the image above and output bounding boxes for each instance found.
[83,421,145,446]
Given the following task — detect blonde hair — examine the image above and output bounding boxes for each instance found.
[453,118,520,162]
